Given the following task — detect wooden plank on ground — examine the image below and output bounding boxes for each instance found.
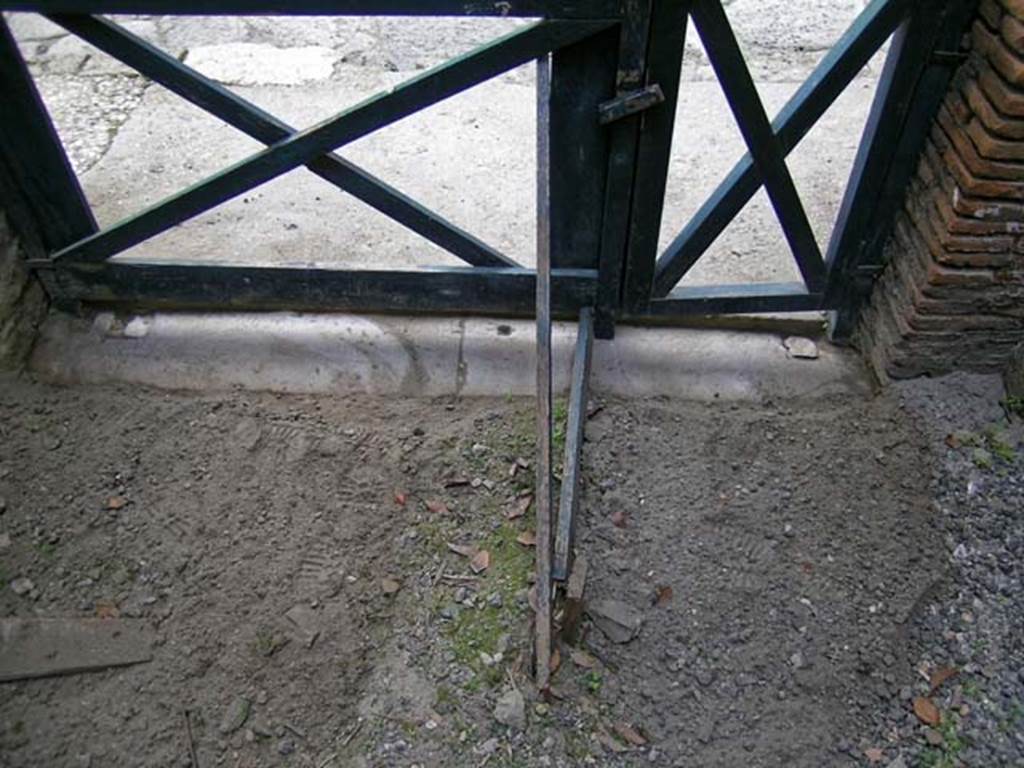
[0,618,153,682]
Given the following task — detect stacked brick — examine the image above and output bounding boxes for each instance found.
[858,0,1024,379]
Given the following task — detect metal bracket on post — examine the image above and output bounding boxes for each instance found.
[597,83,665,124]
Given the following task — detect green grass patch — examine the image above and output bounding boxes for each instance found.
[444,521,533,690]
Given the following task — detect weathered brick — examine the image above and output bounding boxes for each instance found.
[965,109,1024,159]
[915,198,1017,259]
[917,141,1013,221]
[997,0,1024,23]
[961,75,1024,140]
[977,61,1024,117]
[929,182,1024,238]
[1002,8,1024,53]
[981,0,1004,30]
[972,21,1024,88]
[939,130,1024,197]
[858,4,1024,379]
[936,103,1024,181]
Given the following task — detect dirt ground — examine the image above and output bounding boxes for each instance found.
[0,368,963,768]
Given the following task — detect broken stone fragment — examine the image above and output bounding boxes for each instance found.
[587,599,642,644]
[493,688,526,731]
[284,604,321,647]
[783,336,820,360]
[219,696,250,734]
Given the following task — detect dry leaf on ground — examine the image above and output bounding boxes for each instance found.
[95,599,120,619]
[612,722,647,747]
[929,666,959,693]
[864,747,884,764]
[425,499,449,514]
[654,585,674,606]
[470,550,490,574]
[570,648,598,669]
[549,646,561,673]
[595,730,629,754]
[517,530,537,547]
[610,510,627,528]
[507,494,532,520]
[393,491,407,506]
[447,542,476,558]
[106,496,127,510]
[913,696,941,726]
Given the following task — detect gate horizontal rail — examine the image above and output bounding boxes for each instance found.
[0,0,976,336]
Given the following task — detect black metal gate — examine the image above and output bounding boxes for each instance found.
[0,0,974,341]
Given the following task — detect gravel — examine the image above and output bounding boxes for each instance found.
[858,372,1024,767]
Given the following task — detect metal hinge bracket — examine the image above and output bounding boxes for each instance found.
[598,84,665,125]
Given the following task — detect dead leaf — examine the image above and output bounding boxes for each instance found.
[517,530,537,547]
[447,542,476,558]
[612,722,647,747]
[527,584,538,613]
[470,550,490,574]
[913,696,941,727]
[654,585,673,606]
[106,496,127,510]
[569,648,598,669]
[800,561,814,574]
[95,599,120,619]
[929,665,959,694]
[944,433,960,449]
[394,491,407,506]
[381,578,401,595]
[610,510,627,528]
[425,499,449,515]
[549,646,561,674]
[507,494,532,520]
[594,730,629,754]
[864,747,884,764]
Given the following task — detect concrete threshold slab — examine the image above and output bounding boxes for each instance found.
[31,311,872,401]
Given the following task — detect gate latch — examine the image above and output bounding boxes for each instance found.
[598,84,665,125]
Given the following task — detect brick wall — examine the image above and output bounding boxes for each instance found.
[0,211,46,369]
[858,0,1024,380]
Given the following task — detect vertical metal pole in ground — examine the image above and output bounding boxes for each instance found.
[534,52,554,691]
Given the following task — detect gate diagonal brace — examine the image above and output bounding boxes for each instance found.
[553,306,594,583]
[598,83,665,124]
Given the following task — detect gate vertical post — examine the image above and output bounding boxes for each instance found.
[548,25,620,277]
[825,0,977,341]
[593,0,655,338]
[621,0,690,313]
[0,17,96,263]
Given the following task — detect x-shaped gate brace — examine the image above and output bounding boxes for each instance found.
[0,0,978,688]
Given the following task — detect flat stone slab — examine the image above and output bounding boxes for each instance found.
[31,311,872,401]
[184,43,340,86]
[0,618,154,682]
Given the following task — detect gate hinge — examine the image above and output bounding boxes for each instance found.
[598,84,665,125]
